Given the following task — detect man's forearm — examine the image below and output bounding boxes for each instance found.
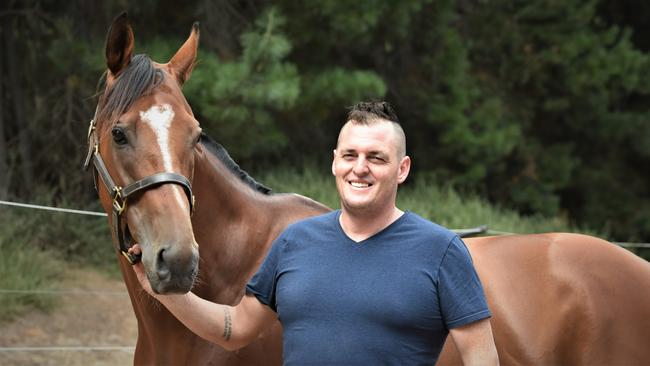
[130,252,273,350]
[155,292,241,350]
[449,319,499,366]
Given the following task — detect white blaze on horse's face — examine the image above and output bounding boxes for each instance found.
[139,103,188,209]
[139,103,175,171]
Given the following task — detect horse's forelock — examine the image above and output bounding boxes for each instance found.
[96,54,163,127]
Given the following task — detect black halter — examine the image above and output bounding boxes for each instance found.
[83,116,195,264]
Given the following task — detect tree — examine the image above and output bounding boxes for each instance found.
[464,0,650,238]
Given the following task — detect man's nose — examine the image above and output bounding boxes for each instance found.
[353,157,369,175]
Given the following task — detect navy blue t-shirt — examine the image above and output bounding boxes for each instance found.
[246,211,490,365]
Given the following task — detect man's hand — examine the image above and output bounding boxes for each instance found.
[128,244,155,296]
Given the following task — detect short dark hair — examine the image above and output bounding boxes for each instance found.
[340,100,407,157]
[347,101,400,124]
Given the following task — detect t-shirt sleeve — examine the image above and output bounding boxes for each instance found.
[438,236,491,329]
[245,233,286,312]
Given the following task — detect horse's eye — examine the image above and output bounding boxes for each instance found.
[112,128,128,145]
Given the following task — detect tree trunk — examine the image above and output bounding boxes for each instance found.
[4,22,33,194]
[0,24,9,199]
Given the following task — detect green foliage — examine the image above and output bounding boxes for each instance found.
[259,165,590,236]
[2,0,650,249]
[260,163,340,209]
[464,0,650,238]
[1,195,117,272]
[181,8,298,160]
[179,6,387,162]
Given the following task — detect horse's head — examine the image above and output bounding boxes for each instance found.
[88,13,201,294]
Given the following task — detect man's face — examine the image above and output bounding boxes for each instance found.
[332,120,410,216]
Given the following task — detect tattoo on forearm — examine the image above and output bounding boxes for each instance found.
[223,308,232,341]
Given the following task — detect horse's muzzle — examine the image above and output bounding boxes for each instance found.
[149,243,199,294]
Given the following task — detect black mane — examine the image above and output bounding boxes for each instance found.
[199,133,272,195]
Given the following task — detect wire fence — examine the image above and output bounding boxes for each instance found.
[0,198,649,357]
[0,200,107,217]
[0,346,135,352]
[2,199,649,248]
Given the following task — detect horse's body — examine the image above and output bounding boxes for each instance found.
[441,233,650,365]
[92,14,650,365]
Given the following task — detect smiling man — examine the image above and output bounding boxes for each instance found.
[332,105,410,242]
[132,101,499,365]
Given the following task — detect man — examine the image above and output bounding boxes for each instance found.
[131,101,499,365]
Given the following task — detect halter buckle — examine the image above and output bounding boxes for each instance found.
[112,187,126,214]
[83,119,99,171]
[87,119,96,140]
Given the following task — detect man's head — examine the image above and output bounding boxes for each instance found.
[332,101,411,216]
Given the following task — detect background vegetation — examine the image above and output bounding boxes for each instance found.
[1,0,650,318]
[2,0,650,242]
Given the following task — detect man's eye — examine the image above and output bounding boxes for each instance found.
[112,128,128,145]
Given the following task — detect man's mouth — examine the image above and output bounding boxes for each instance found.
[349,181,372,188]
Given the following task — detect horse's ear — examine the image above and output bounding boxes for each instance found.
[168,22,199,85]
[105,12,135,76]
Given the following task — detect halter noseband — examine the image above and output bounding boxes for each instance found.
[83,116,195,265]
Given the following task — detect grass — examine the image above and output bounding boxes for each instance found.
[0,198,117,323]
[259,164,591,235]
[261,163,341,209]
[0,211,61,322]
[397,176,598,236]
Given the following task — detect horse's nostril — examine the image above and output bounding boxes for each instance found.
[156,247,170,281]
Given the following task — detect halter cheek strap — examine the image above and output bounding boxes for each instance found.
[84,118,195,264]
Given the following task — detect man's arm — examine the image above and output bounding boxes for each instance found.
[132,259,277,351]
[449,318,499,366]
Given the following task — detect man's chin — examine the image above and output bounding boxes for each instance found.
[341,200,374,213]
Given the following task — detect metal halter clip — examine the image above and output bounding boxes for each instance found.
[83,119,98,171]
[87,118,96,140]
[112,187,126,214]
[121,250,139,265]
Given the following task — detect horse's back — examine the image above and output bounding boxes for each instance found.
[439,233,650,365]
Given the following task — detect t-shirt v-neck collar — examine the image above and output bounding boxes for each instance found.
[334,210,409,246]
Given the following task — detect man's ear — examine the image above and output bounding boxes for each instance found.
[397,156,411,184]
[331,150,337,176]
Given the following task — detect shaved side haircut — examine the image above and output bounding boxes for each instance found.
[340,101,407,158]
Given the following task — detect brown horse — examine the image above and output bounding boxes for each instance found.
[88,14,650,365]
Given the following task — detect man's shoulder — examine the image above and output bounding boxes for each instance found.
[282,210,338,236]
[402,211,458,241]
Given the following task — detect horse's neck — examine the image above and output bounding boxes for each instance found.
[190,147,325,304]
[123,144,329,360]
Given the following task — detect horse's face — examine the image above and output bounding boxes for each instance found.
[96,14,201,294]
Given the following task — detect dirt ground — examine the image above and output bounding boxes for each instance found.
[0,268,138,366]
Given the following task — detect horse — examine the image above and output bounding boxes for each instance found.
[87,13,650,365]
